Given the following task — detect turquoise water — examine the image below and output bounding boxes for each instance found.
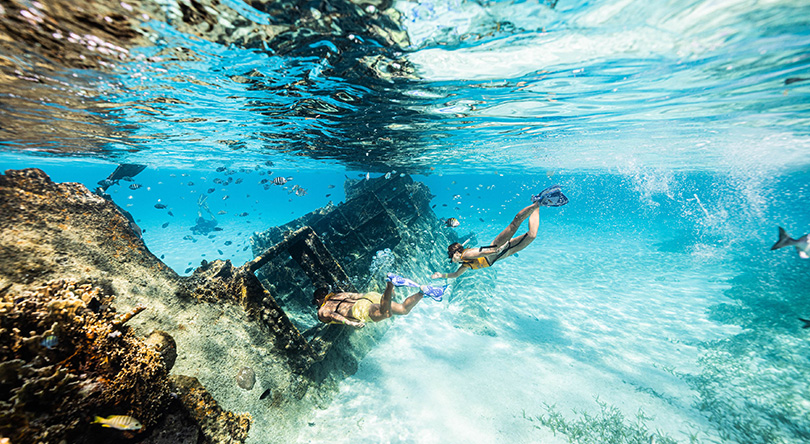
[2,0,810,443]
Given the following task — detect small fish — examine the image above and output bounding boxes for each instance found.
[399,173,405,177]
[216,166,226,172]
[217,210,227,215]
[238,212,249,217]
[128,184,142,190]
[187,181,194,186]
[265,160,274,166]
[328,184,335,189]
[295,187,307,196]
[167,211,174,217]
[273,176,292,185]
[325,194,331,197]
[217,249,223,255]
[771,227,810,259]
[160,254,165,259]
[384,172,392,179]
[445,218,460,228]
[154,203,167,209]
[785,77,808,85]
[452,194,461,200]
[235,178,243,184]
[184,267,193,273]
[207,188,216,194]
[182,235,194,241]
[92,415,143,431]
[259,388,272,400]
[41,334,58,349]
[213,178,223,184]
[800,318,810,329]
[224,241,232,246]
[260,178,269,184]
[222,195,230,200]
[161,222,169,228]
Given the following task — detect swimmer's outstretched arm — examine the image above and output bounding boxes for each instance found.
[431,265,468,280]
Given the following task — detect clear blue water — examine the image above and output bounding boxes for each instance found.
[2,0,810,443]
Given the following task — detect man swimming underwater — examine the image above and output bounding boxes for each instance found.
[432,185,568,280]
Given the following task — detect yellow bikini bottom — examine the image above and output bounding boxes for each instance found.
[351,291,382,322]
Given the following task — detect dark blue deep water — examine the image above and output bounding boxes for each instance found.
[1,0,809,442]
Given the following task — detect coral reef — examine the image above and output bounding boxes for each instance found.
[144,331,178,373]
[0,169,256,443]
[0,278,171,443]
[170,375,251,444]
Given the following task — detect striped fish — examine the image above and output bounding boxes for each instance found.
[92,415,143,431]
[272,176,293,185]
[40,334,58,349]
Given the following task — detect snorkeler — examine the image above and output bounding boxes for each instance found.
[314,279,443,328]
[431,184,568,280]
[93,163,147,238]
[95,163,147,195]
[190,194,219,235]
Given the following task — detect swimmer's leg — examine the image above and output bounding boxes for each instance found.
[369,281,395,321]
[390,290,425,316]
[491,203,539,247]
[499,208,540,260]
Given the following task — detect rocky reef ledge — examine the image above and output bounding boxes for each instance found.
[0,168,252,443]
[0,168,494,443]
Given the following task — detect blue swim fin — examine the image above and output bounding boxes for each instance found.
[386,273,420,288]
[531,184,568,207]
[420,285,447,302]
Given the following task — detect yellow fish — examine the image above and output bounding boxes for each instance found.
[93,415,143,431]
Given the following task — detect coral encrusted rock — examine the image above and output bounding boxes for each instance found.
[0,279,172,443]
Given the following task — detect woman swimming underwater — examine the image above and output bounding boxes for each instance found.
[431,185,568,280]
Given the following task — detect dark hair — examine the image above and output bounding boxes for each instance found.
[312,287,330,306]
[447,242,464,261]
